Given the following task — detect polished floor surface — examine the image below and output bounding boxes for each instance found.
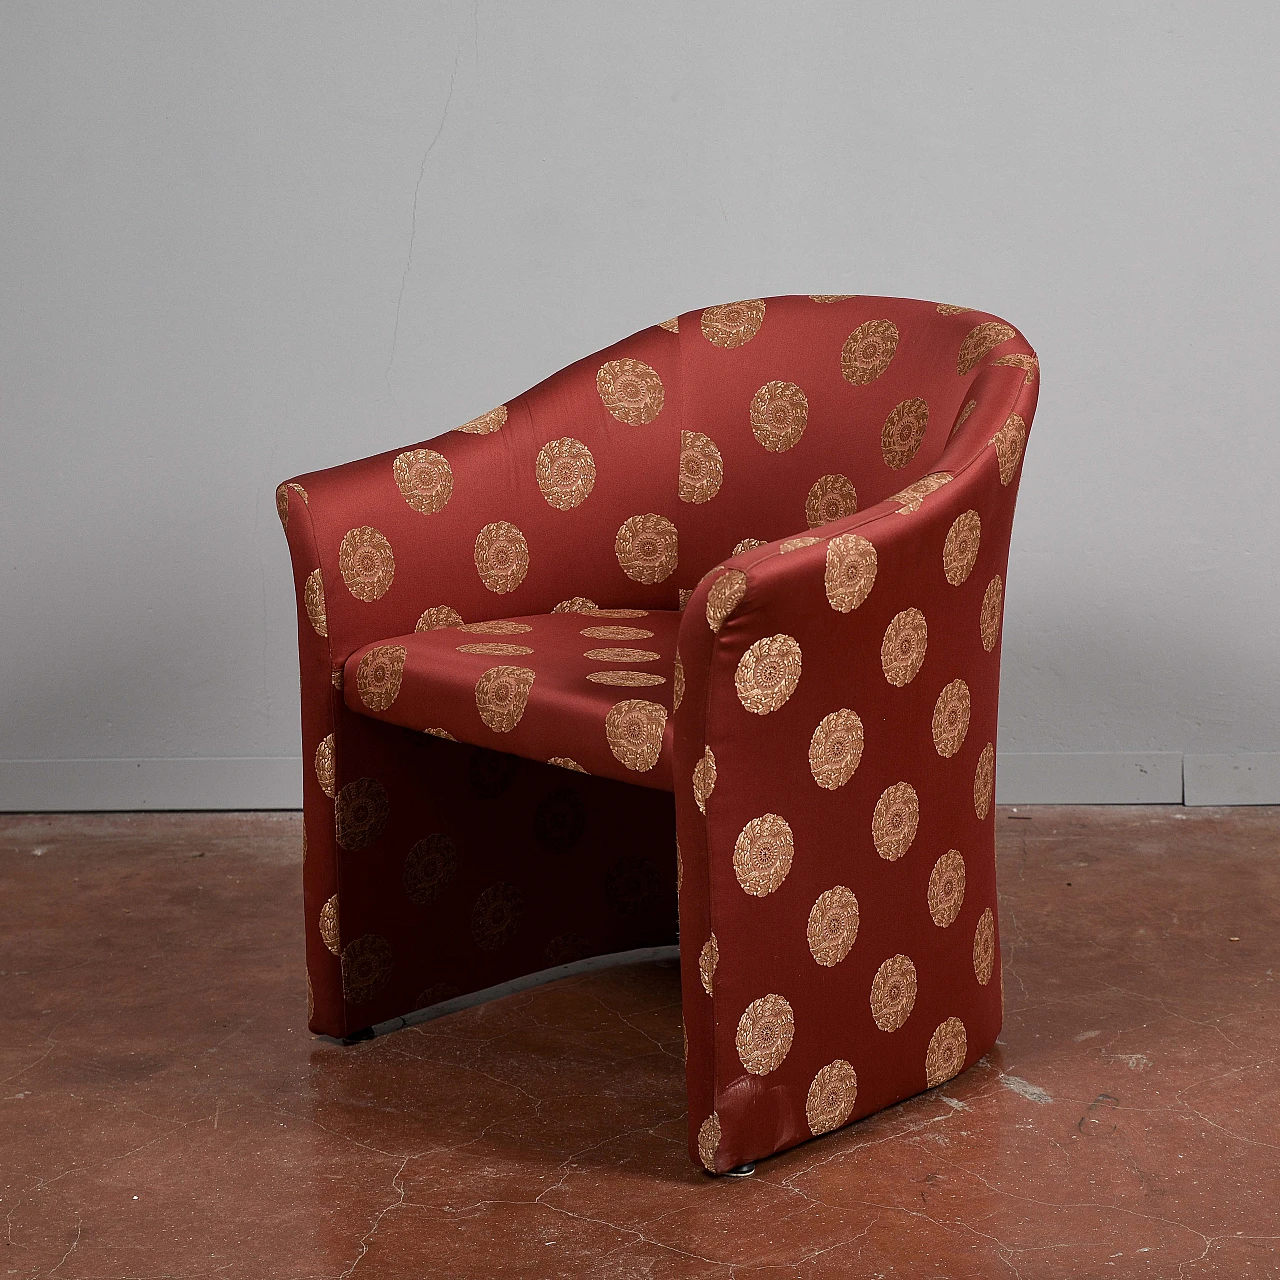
[2,807,1278,1278]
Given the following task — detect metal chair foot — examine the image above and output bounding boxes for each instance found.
[724,1162,756,1177]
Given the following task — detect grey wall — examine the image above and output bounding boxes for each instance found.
[3,2,1278,808]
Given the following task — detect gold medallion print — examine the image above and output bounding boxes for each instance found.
[807,886,859,967]
[605,699,667,772]
[356,644,407,712]
[535,437,596,510]
[881,608,928,685]
[973,907,996,985]
[318,894,340,954]
[824,533,877,612]
[692,746,716,814]
[474,665,535,732]
[339,527,395,602]
[925,1017,968,1087]
[679,431,724,504]
[698,1113,721,1172]
[733,537,765,555]
[457,405,508,434]
[974,742,995,820]
[932,679,971,758]
[892,472,953,514]
[699,934,718,995]
[936,303,973,316]
[474,521,530,594]
[459,620,533,634]
[705,568,747,632]
[585,670,664,686]
[805,474,858,528]
[881,398,930,470]
[990,412,1027,485]
[735,634,802,713]
[393,449,454,514]
[735,993,794,1074]
[870,954,917,1032]
[658,316,679,333]
[583,646,659,663]
[673,650,684,709]
[927,850,966,928]
[548,756,588,772]
[456,642,534,655]
[341,934,393,1004]
[581,625,653,640]
[471,882,524,950]
[980,575,1004,651]
[733,814,794,896]
[993,352,1039,383]
[872,782,919,861]
[615,513,678,583]
[808,709,864,790]
[416,604,464,631]
[806,1060,858,1135]
[750,381,809,452]
[701,299,766,348]
[314,733,336,798]
[958,322,1016,375]
[841,319,899,385]
[335,777,389,851]
[403,833,457,905]
[943,511,982,585]
[781,535,821,554]
[303,569,327,636]
[597,359,665,424]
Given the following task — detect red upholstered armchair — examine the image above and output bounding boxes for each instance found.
[277,294,1037,1173]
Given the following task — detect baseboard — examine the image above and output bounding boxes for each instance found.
[0,757,302,812]
[996,752,1184,804]
[1183,754,1280,806]
[1,751,1276,812]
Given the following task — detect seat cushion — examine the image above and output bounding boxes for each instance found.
[344,608,681,790]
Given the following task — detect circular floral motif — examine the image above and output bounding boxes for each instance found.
[936,303,973,316]
[658,316,679,333]
[548,756,587,772]
[543,934,592,967]
[679,431,724,504]
[943,511,982,586]
[393,448,454,514]
[733,814,794,896]
[605,699,667,772]
[974,742,995,820]
[733,538,766,555]
[457,642,533,656]
[425,727,455,740]
[805,474,858,529]
[554,597,597,613]
[314,733,336,799]
[404,832,457,904]
[692,746,717,814]
[457,405,508,434]
[928,850,966,928]
[699,934,718,995]
[331,669,343,691]
[807,886,860,966]
[303,569,327,636]
[474,521,529,595]
[806,1060,858,1135]
[974,907,996,985]
[535,785,585,853]
[810,294,857,303]
[581,625,653,640]
[781,535,821,554]
[870,954,917,1032]
[585,670,665,686]
[698,1113,721,1172]
[339,527,395,602]
[926,1017,968,1087]
[701,299,766,348]
[809,709,864,790]
[735,993,794,1074]
[416,605,463,632]
[705,570,747,632]
[341,934,393,1005]
[841,319,900,385]
[932,679,971,758]
[990,412,1028,485]
[750,381,809,452]
[893,472,953,514]
[471,882,524,950]
[356,644,407,712]
[881,397,930,470]
[275,481,307,528]
[993,352,1040,383]
[615,513,678,583]
[673,650,684,710]
[872,782,919,861]
[824,533,877,612]
[679,589,694,609]
[460,620,533,634]
[335,777,389,851]
[980,575,1004,652]
[958,321,1016,375]
[951,399,979,439]
[535,437,596,510]
[591,607,650,618]
[474,665,535,733]
[735,634,802,714]
[881,608,928,686]
[584,647,659,662]
[597,358,665,424]
[319,894,340,954]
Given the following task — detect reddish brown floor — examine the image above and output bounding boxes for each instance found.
[1,807,1279,1278]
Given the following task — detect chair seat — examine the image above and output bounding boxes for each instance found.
[344,608,681,790]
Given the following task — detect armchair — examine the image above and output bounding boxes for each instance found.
[278,294,1037,1172]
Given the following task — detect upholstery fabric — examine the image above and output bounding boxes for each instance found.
[278,294,1037,1173]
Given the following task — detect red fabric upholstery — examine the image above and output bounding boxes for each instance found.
[279,294,1037,1174]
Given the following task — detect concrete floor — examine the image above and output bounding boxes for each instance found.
[1,807,1278,1278]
